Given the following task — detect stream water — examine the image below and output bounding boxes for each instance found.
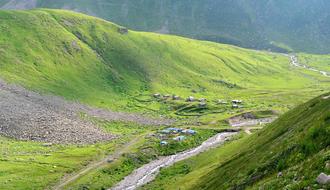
[111,132,237,190]
[290,55,329,77]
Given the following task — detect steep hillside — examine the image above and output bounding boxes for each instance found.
[1,0,330,53]
[143,93,330,190]
[0,9,328,114]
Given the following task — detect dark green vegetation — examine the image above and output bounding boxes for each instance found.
[143,93,330,190]
[1,0,330,53]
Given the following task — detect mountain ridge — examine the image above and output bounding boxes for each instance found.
[1,0,330,54]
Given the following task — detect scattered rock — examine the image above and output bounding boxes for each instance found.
[316,173,330,185]
[0,79,172,144]
[217,100,228,104]
[199,98,207,102]
[153,93,161,98]
[198,102,207,108]
[322,95,330,100]
[326,162,330,170]
[71,40,81,51]
[42,143,53,147]
[186,96,195,102]
[118,27,128,34]
[163,94,171,99]
[172,95,180,100]
[232,100,243,104]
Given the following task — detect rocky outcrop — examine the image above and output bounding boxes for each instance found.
[316,173,330,185]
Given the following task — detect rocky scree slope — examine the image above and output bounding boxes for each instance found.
[0,79,171,144]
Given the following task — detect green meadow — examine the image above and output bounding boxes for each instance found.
[0,9,329,190]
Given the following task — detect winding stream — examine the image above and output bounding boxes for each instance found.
[111,132,237,190]
[290,55,329,77]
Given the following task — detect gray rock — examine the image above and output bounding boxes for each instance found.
[0,79,173,144]
[326,162,330,170]
[186,96,195,102]
[118,27,128,34]
[71,40,81,51]
[42,143,53,147]
[316,173,330,185]
[172,95,180,100]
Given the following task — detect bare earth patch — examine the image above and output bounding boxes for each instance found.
[228,112,276,127]
[322,95,330,100]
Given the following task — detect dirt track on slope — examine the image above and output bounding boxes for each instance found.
[53,134,144,190]
[228,112,276,128]
[0,79,172,144]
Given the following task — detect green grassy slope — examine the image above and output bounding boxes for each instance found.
[1,0,330,53]
[143,93,330,190]
[298,53,330,73]
[0,9,328,113]
[0,121,154,190]
[0,9,329,190]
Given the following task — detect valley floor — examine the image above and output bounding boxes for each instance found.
[0,77,328,190]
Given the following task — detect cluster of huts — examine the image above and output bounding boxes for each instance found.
[153,93,243,109]
[158,127,197,146]
[231,100,243,108]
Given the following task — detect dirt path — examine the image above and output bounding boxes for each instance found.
[111,132,237,190]
[229,117,276,128]
[323,95,330,100]
[244,127,263,135]
[290,55,330,77]
[53,134,143,190]
[0,79,173,144]
[244,129,252,135]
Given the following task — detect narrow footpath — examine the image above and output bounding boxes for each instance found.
[53,135,143,190]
